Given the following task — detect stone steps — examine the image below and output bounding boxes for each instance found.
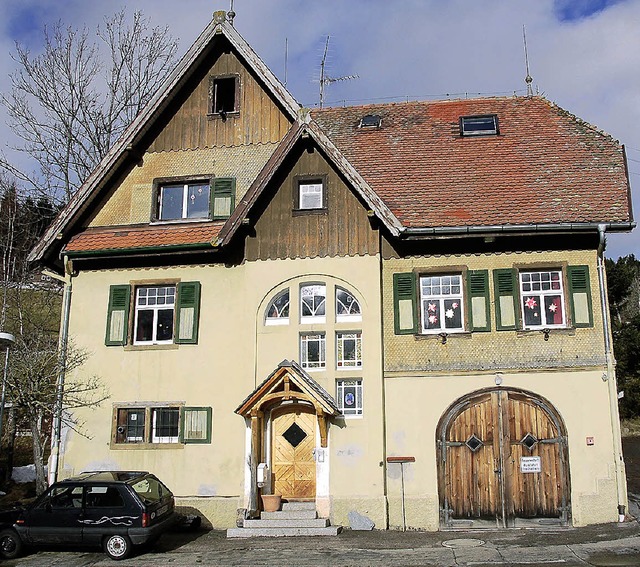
[226,501,342,538]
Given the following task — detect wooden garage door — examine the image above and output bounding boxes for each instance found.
[438,389,570,528]
[272,406,316,499]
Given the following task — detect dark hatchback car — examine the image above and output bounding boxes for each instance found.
[0,471,177,560]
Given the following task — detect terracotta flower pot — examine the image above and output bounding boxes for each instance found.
[261,494,282,512]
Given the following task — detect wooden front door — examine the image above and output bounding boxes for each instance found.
[272,405,316,500]
[438,389,570,528]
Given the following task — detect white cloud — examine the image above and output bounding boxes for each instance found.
[0,0,637,257]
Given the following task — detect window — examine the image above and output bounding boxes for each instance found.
[359,114,381,128]
[116,408,146,443]
[394,270,490,335]
[265,290,290,325]
[420,274,464,333]
[106,282,201,346]
[113,405,212,446]
[300,333,326,370]
[494,265,593,331]
[519,269,566,328]
[152,407,179,443]
[86,486,125,508]
[210,75,239,116]
[337,379,362,416]
[300,284,326,323]
[159,182,210,221]
[154,177,236,222]
[460,114,498,136]
[336,332,362,368]
[134,286,175,345]
[336,287,361,322]
[295,176,326,211]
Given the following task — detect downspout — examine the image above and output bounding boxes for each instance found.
[597,224,627,521]
[47,256,73,485]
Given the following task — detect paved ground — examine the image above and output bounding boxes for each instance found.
[4,521,640,566]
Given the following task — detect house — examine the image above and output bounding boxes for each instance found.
[29,10,634,531]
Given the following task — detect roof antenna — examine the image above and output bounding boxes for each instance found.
[523,25,534,97]
[284,37,288,88]
[319,35,358,109]
[227,0,236,26]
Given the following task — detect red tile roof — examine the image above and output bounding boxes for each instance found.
[312,96,632,229]
[64,222,223,254]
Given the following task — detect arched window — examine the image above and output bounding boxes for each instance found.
[265,290,290,326]
[336,287,361,322]
[300,284,326,323]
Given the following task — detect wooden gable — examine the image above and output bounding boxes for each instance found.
[148,38,292,152]
[244,137,381,261]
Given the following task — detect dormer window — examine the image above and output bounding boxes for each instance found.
[460,114,499,137]
[209,75,239,118]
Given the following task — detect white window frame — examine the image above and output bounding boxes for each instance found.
[265,289,290,326]
[300,284,326,324]
[336,287,362,323]
[519,269,566,329]
[419,274,464,334]
[336,332,362,369]
[337,379,363,417]
[159,181,210,221]
[298,180,324,210]
[300,333,326,370]
[133,285,176,345]
[151,407,180,444]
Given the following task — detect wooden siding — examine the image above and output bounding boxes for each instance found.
[149,49,292,152]
[246,145,380,261]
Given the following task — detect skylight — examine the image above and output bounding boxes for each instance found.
[460,114,498,137]
[359,114,382,128]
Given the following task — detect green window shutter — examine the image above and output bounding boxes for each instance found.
[393,273,417,335]
[493,268,519,330]
[180,407,212,444]
[567,265,593,327]
[105,285,131,346]
[211,177,236,219]
[176,281,201,344]
[467,270,491,332]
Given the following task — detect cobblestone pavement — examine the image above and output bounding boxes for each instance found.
[3,521,640,566]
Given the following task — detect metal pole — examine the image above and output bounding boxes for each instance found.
[400,462,406,532]
[0,332,16,452]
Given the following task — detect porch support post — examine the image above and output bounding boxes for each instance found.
[317,411,328,448]
[249,409,262,516]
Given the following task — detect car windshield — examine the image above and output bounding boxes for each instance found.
[128,476,171,504]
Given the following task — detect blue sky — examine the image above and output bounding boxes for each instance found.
[0,0,639,258]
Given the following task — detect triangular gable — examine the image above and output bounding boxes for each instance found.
[29,12,300,269]
[236,359,339,418]
[216,115,403,248]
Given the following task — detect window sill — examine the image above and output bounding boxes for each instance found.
[124,344,179,352]
[207,111,240,120]
[516,327,576,338]
[149,218,213,226]
[292,208,328,216]
[414,331,472,341]
[110,442,184,450]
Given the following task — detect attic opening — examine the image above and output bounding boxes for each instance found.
[359,114,382,128]
[209,74,239,118]
[460,114,498,136]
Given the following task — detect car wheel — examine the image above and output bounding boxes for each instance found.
[0,529,23,560]
[103,534,132,560]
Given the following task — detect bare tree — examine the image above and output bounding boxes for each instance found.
[7,335,108,493]
[0,9,178,205]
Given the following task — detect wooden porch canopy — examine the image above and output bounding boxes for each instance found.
[235,360,339,447]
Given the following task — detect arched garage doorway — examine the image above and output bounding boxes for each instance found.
[437,388,570,528]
